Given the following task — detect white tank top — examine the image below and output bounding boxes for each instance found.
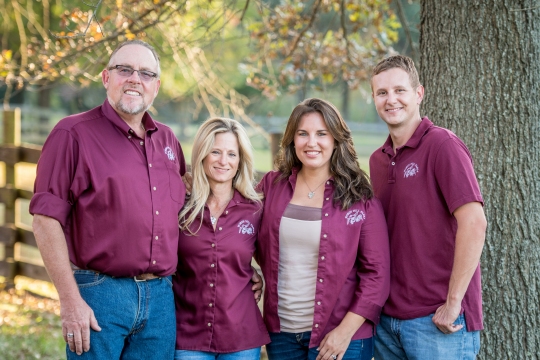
[277,203,321,332]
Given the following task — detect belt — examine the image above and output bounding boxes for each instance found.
[71,263,160,282]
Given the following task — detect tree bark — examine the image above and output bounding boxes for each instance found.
[420,1,540,358]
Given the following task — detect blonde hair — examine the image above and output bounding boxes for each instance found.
[180,117,261,234]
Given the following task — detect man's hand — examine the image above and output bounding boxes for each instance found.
[251,267,263,303]
[61,296,101,355]
[432,302,462,334]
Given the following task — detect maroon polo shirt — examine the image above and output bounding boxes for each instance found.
[256,169,390,348]
[173,190,269,352]
[369,117,484,331]
[30,100,186,277]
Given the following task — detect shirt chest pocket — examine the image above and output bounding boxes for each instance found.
[165,159,186,204]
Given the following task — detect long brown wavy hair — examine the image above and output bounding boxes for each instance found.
[275,98,373,210]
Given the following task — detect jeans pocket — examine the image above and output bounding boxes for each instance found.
[163,275,173,288]
[73,270,108,288]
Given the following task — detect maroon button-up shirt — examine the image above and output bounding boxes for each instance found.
[369,118,484,331]
[256,169,390,348]
[173,190,269,352]
[30,100,186,277]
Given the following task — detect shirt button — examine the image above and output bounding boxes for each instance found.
[326,181,329,184]
[218,227,222,231]
[321,256,325,260]
[319,278,323,282]
[317,301,321,305]
[149,164,152,167]
[129,129,134,133]
[210,283,214,287]
[155,236,159,240]
[324,213,328,217]
[152,260,156,264]
[315,324,319,328]
[140,141,144,145]
[207,323,212,327]
[153,187,157,191]
[325,198,329,201]
[323,234,327,238]
[392,162,396,165]
[128,135,132,139]
[209,303,213,307]
[155,211,159,215]
[211,264,215,267]
[225,211,228,214]
[211,243,215,247]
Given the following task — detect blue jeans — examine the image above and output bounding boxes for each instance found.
[174,348,261,359]
[374,313,480,360]
[67,271,175,359]
[266,331,373,360]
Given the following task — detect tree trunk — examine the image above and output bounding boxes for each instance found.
[419,1,540,358]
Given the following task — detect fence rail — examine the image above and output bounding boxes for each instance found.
[0,108,49,285]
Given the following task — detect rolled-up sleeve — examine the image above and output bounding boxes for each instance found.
[348,197,390,325]
[29,129,86,227]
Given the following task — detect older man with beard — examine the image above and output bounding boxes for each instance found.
[30,40,187,359]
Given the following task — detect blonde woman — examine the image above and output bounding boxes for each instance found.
[173,118,269,360]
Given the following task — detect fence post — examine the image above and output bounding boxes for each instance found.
[2,108,21,287]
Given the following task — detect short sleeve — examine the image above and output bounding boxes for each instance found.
[434,138,484,214]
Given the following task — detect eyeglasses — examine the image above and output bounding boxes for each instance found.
[108,65,158,82]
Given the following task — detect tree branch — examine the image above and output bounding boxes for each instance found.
[285,0,323,58]
[393,0,418,61]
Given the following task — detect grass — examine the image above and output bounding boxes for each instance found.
[0,276,64,360]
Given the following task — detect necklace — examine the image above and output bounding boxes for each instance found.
[208,193,232,225]
[301,174,328,199]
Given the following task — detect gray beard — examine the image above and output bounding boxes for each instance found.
[108,97,152,115]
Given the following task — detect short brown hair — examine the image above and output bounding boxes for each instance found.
[371,55,420,88]
[275,98,373,209]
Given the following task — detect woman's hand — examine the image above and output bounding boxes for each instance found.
[316,312,366,360]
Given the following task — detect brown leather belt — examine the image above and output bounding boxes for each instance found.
[71,263,160,281]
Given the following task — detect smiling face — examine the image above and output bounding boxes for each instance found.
[371,67,424,130]
[294,112,336,173]
[102,44,161,121]
[203,132,240,187]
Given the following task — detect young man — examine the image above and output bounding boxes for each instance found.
[369,55,487,359]
[30,40,187,359]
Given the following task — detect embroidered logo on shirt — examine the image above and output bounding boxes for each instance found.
[345,210,365,225]
[238,220,255,235]
[404,163,419,178]
[164,146,176,161]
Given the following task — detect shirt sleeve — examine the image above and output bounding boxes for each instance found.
[434,137,484,214]
[348,197,391,325]
[29,129,87,227]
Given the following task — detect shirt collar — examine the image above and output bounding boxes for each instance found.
[101,99,158,135]
[381,117,433,154]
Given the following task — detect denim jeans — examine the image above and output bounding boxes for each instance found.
[266,331,373,360]
[67,270,175,359]
[174,347,261,360]
[374,313,480,360]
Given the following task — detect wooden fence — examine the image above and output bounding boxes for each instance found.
[0,108,48,285]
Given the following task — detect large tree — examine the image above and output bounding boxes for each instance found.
[420,1,539,358]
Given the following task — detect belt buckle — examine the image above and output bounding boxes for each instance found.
[134,274,146,282]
